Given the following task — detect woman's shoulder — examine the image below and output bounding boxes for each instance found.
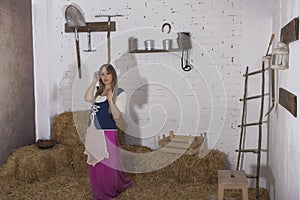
[116,88,125,96]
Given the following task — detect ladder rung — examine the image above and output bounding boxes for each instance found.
[239,93,269,101]
[243,67,270,77]
[238,121,267,127]
[235,149,260,154]
[246,174,258,179]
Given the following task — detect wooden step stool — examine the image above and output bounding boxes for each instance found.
[218,170,249,200]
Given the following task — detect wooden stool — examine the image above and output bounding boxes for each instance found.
[218,170,249,200]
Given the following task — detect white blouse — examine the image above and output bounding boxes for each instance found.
[94,91,126,113]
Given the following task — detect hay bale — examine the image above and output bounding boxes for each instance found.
[72,110,90,144]
[0,143,270,200]
[55,126,82,147]
[122,149,226,185]
[52,111,90,147]
[1,171,93,200]
[0,144,73,183]
[117,128,126,146]
[0,110,270,200]
[117,181,217,200]
[52,110,130,147]
[119,144,153,172]
[72,145,88,173]
[0,152,18,179]
[120,144,152,153]
[157,150,225,184]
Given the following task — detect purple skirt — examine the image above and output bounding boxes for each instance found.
[88,130,132,200]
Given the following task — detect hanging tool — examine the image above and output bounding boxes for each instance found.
[265,69,275,116]
[264,34,275,116]
[95,14,124,64]
[83,28,96,52]
[181,49,192,71]
[65,4,86,79]
[107,16,111,64]
[177,32,192,72]
[266,34,275,56]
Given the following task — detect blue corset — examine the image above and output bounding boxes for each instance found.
[88,88,124,130]
[88,99,116,130]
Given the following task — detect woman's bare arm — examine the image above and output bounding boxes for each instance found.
[107,90,121,119]
[84,72,99,102]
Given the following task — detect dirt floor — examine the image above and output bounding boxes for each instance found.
[0,111,270,200]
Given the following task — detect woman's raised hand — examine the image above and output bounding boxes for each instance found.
[93,71,100,84]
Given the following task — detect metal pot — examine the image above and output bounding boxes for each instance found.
[144,40,155,50]
[163,39,173,50]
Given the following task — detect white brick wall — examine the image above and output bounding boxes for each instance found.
[38,0,244,167]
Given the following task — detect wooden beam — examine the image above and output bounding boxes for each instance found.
[64,22,116,33]
[280,17,299,44]
[279,87,297,117]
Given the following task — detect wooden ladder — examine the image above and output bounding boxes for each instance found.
[236,56,272,200]
[236,34,274,200]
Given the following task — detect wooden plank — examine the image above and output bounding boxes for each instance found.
[158,133,205,155]
[160,145,201,155]
[64,22,116,32]
[280,17,299,44]
[159,147,186,154]
[173,135,194,144]
[279,88,297,117]
[165,141,190,149]
[158,135,203,147]
[185,145,202,155]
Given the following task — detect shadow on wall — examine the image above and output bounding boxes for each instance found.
[267,166,275,200]
[248,164,269,190]
[58,63,79,113]
[114,53,149,147]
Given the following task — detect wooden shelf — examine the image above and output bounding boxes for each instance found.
[64,22,116,33]
[129,48,182,53]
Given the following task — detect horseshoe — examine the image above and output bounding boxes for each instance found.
[161,22,171,34]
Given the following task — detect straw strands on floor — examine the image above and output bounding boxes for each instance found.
[0,111,269,200]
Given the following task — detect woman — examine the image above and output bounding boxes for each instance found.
[84,64,132,200]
